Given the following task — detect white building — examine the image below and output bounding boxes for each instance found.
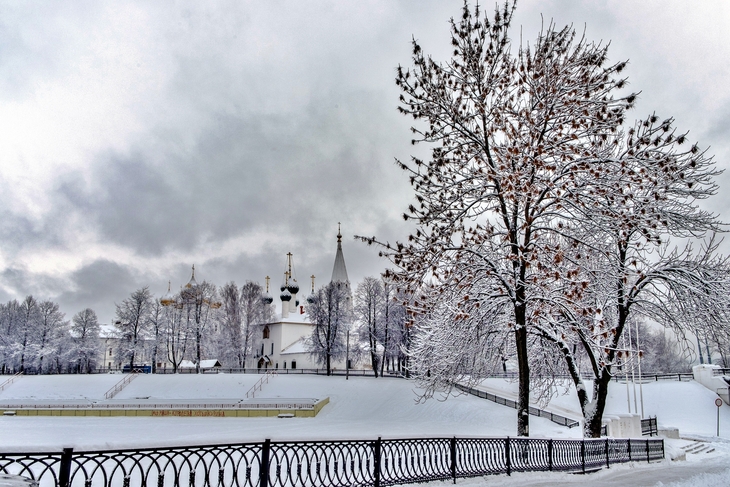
[250,226,366,371]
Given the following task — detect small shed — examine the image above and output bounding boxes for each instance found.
[178,360,196,370]
[199,359,223,372]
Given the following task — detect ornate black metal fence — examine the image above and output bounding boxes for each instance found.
[0,436,663,487]
[641,417,658,437]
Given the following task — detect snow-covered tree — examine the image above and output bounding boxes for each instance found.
[240,281,271,368]
[115,287,153,370]
[0,300,23,373]
[633,322,692,374]
[35,300,68,374]
[307,281,353,375]
[162,298,188,373]
[362,1,633,436]
[179,280,220,373]
[70,308,101,373]
[147,300,166,373]
[537,110,728,436]
[355,277,384,376]
[16,296,41,373]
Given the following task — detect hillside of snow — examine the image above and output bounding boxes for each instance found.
[477,377,730,439]
[0,374,573,451]
[0,373,728,451]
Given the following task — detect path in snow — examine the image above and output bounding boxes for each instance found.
[407,456,730,486]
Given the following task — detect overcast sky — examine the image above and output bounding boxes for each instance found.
[1,0,729,323]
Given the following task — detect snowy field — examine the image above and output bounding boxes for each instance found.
[0,374,580,451]
[1,373,729,486]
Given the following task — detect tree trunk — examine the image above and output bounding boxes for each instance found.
[585,369,612,437]
[196,330,202,374]
[515,324,530,437]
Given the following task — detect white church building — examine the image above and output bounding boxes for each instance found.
[249,227,366,371]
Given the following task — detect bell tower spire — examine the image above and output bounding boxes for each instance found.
[330,222,349,284]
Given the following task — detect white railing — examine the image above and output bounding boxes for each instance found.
[0,372,23,392]
[104,372,139,399]
[246,370,277,399]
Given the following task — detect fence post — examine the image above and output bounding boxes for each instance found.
[450,437,457,484]
[260,439,271,487]
[581,440,585,474]
[605,439,610,468]
[373,437,382,487]
[646,439,650,463]
[628,439,632,461]
[548,439,553,471]
[661,439,665,460]
[505,437,511,476]
[59,448,73,487]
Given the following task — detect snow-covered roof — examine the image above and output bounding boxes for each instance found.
[269,309,312,325]
[199,359,222,369]
[179,360,196,369]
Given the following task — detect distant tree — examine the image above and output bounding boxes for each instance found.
[17,296,40,373]
[36,300,67,374]
[115,287,153,371]
[355,277,384,377]
[147,300,165,373]
[636,323,692,373]
[179,280,220,373]
[219,282,243,367]
[70,308,101,373]
[380,281,410,376]
[240,281,271,368]
[162,298,188,373]
[307,281,353,375]
[0,299,22,373]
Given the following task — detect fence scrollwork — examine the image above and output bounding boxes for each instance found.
[0,435,664,487]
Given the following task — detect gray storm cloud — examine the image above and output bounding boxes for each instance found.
[0,0,728,322]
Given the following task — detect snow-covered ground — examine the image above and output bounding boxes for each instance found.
[0,374,579,451]
[1,373,729,486]
[477,378,730,439]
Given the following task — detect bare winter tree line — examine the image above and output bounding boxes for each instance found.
[0,280,271,375]
[0,275,416,376]
[361,2,730,437]
[0,297,100,375]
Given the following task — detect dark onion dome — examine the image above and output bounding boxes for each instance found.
[287,279,299,294]
[280,289,292,302]
[261,292,274,305]
[306,293,316,304]
[280,282,286,292]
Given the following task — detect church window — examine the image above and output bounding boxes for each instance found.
[291,360,296,369]
[271,343,274,355]
[263,326,270,339]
